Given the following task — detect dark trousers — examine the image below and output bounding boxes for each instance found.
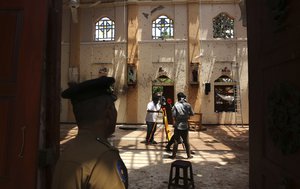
[146,121,157,143]
[172,129,191,157]
[166,135,175,149]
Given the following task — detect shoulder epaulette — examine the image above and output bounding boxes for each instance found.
[96,137,118,151]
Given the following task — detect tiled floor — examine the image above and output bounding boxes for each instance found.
[60,124,249,189]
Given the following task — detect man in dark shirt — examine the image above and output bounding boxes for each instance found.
[169,92,194,159]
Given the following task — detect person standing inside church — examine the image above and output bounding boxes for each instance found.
[52,76,128,189]
[145,94,161,145]
[169,92,194,159]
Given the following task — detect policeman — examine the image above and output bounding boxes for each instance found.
[52,76,128,189]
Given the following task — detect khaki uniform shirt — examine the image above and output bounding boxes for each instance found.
[52,131,128,189]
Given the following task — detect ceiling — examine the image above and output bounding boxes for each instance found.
[63,0,126,8]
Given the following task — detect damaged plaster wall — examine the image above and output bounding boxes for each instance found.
[200,3,248,124]
[80,6,128,123]
[60,5,128,123]
[60,0,248,125]
[137,4,188,123]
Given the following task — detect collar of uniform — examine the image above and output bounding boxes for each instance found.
[77,129,103,140]
[76,129,118,151]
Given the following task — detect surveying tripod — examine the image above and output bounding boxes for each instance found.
[161,107,172,141]
[146,106,172,144]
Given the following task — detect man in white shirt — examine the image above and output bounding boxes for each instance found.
[145,94,161,144]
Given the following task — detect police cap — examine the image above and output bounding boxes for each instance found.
[61,76,116,104]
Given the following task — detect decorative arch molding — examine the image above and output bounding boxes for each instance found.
[152,75,174,86]
[213,12,234,20]
[214,75,236,84]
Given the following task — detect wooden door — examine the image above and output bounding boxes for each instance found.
[0,0,47,188]
[247,0,300,188]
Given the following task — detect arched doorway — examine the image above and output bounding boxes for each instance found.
[152,75,174,124]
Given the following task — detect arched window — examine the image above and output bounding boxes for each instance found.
[95,17,115,41]
[213,13,234,39]
[214,75,236,112]
[152,15,174,39]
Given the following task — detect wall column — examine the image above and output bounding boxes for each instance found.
[126,4,139,123]
[187,1,201,113]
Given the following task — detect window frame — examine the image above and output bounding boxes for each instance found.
[152,15,174,40]
[214,75,237,112]
[213,12,235,39]
[94,16,115,41]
